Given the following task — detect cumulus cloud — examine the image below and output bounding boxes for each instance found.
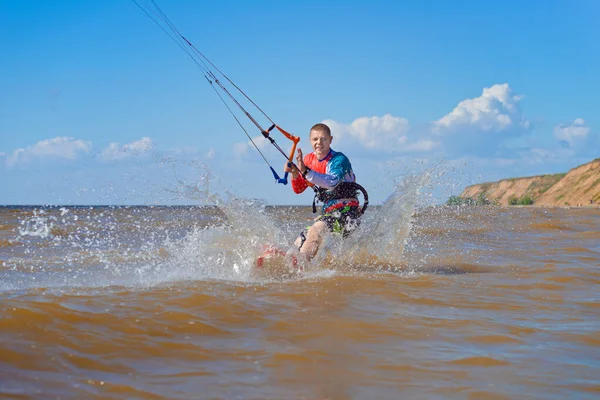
[324,114,412,150]
[399,138,439,152]
[431,83,532,157]
[554,118,590,148]
[233,142,248,157]
[434,83,529,133]
[5,136,92,167]
[233,135,269,157]
[98,137,153,161]
[316,85,533,158]
[230,85,537,160]
[320,114,439,155]
[227,83,594,166]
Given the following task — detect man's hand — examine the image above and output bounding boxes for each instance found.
[295,148,305,173]
[283,148,305,179]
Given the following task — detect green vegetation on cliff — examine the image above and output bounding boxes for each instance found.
[446,193,493,206]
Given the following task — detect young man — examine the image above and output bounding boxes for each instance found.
[283,123,363,262]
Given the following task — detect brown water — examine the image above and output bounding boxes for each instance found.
[1,199,599,399]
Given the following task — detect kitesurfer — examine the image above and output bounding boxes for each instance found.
[134,1,368,272]
[283,123,363,263]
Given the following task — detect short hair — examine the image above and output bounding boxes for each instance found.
[310,123,331,136]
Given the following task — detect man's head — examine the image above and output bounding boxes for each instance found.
[309,123,333,160]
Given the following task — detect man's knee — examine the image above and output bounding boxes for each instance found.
[298,221,328,256]
[307,221,328,239]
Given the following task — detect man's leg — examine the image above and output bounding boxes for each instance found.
[294,220,328,261]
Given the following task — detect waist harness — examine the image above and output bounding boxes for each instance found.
[311,182,369,215]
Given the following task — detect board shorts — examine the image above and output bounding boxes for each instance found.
[319,204,362,237]
[297,204,362,251]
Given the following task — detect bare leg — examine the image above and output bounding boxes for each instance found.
[294,220,328,262]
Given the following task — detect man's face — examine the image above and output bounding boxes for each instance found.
[309,129,332,159]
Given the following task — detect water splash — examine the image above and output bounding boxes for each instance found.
[156,197,291,283]
[3,160,454,290]
[308,169,430,273]
[18,209,56,239]
[303,160,458,274]
[158,158,221,205]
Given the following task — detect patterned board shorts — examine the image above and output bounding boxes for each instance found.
[298,205,362,250]
[318,205,362,237]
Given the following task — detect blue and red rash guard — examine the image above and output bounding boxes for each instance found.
[291,149,359,213]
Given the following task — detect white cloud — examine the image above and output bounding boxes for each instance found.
[5,136,92,167]
[233,135,268,157]
[430,83,533,157]
[233,142,248,157]
[401,138,439,152]
[98,137,153,161]
[324,114,411,150]
[206,148,216,159]
[553,118,590,148]
[226,84,590,176]
[322,115,441,154]
[434,83,529,133]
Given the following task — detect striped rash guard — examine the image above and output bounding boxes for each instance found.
[291,149,359,213]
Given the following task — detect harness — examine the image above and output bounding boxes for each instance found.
[311,182,369,215]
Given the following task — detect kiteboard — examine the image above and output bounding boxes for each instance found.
[253,245,303,279]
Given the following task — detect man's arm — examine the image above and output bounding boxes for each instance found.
[290,154,311,193]
[284,149,310,194]
[291,174,309,193]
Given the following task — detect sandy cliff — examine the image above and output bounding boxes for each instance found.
[459,158,600,207]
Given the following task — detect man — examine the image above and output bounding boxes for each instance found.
[283,123,363,263]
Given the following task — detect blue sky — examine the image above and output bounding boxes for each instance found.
[1,0,599,205]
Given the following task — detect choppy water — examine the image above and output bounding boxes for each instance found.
[1,179,599,399]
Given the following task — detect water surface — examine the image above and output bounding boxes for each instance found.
[1,200,599,399]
